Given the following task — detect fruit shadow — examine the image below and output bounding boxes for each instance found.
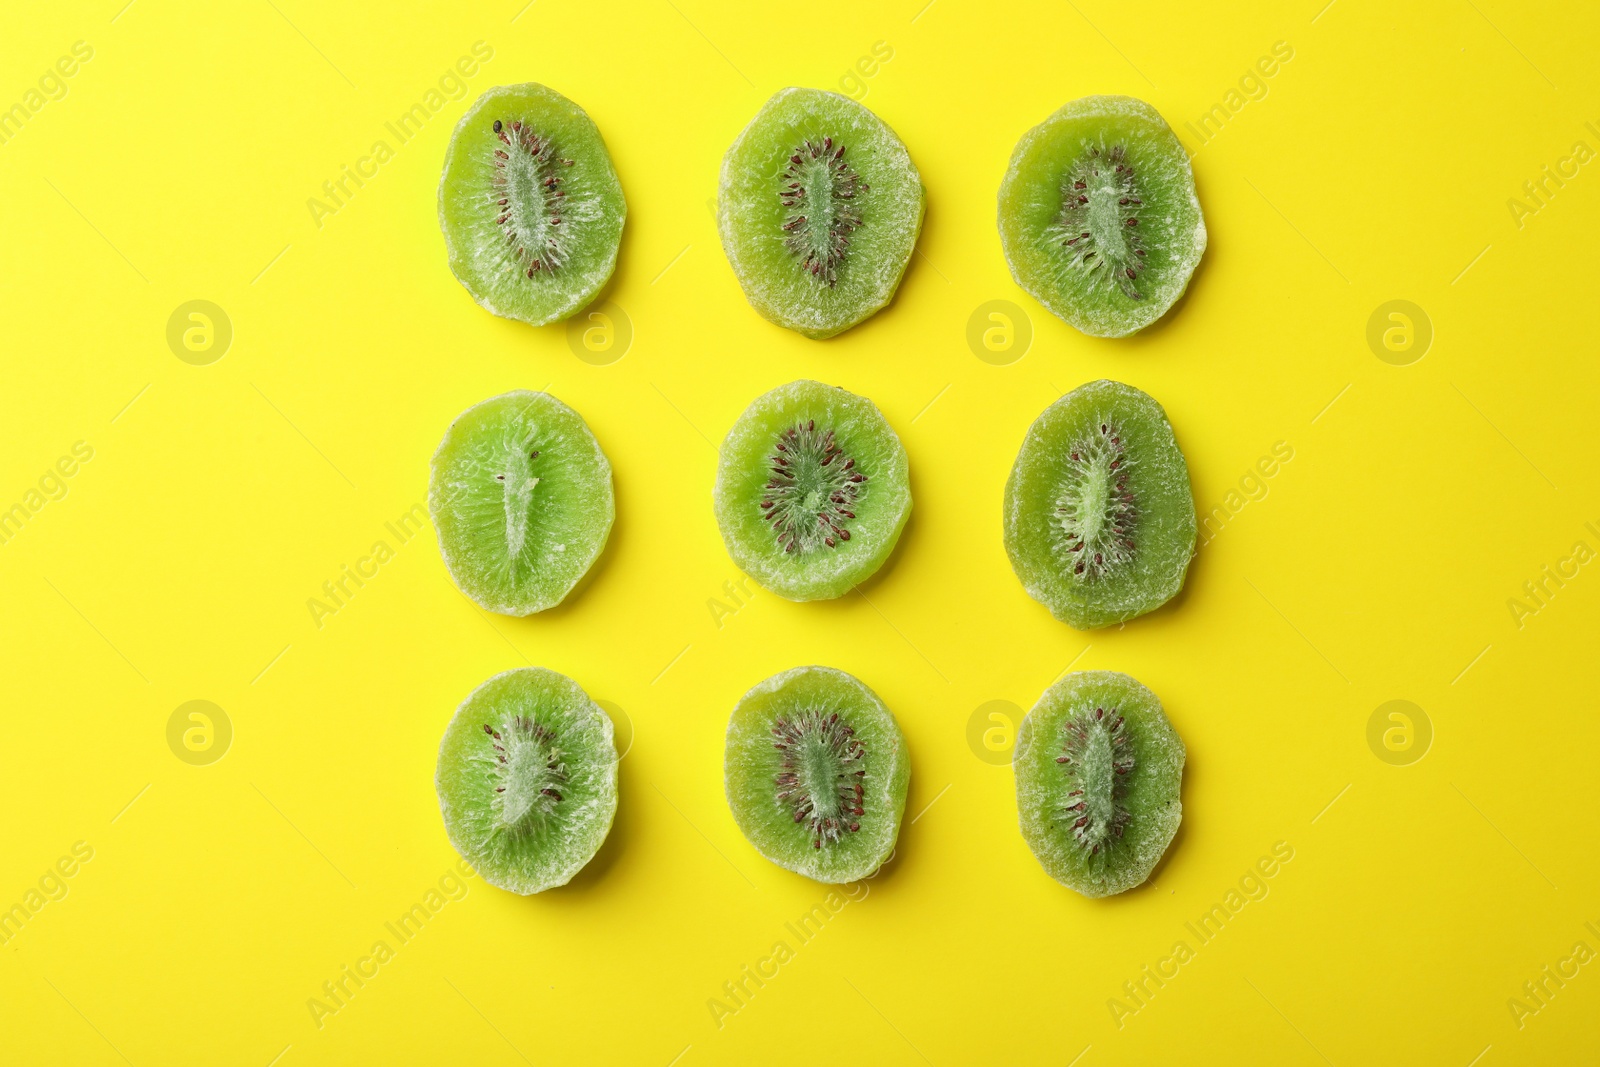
[1134,541,1208,628]
[505,472,628,629]
[1078,505,1208,632]
[842,465,923,602]
[572,204,636,312]
[804,193,938,346]
[848,522,914,603]
[861,784,923,887]
[864,841,906,887]
[1113,218,1214,346]
[1097,751,1192,906]
[1140,803,1188,893]
[540,750,638,896]
[894,199,945,325]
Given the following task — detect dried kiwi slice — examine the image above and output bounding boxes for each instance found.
[1014,671,1184,898]
[438,83,626,326]
[714,380,911,601]
[436,667,618,894]
[429,390,614,615]
[998,95,1204,338]
[1003,379,1195,629]
[724,666,909,884]
[718,88,925,339]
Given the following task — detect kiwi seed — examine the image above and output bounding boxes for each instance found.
[1053,143,1147,299]
[772,708,869,849]
[779,137,867,287]
[761,418,865,555]
[489,118,575,278]
[480,716,570,833]
[1054,705,1134,854]
[1055,419,1135,582]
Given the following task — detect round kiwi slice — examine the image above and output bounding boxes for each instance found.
[436,667,618,894]
[998,95,1205,338]
[429,390,614,615]
[714,380,911,602]
[1003,379,1195,629]
[1014,670,1184,898]
[724,666,909,884]
[718,88,925,339]
[438,83,626,326]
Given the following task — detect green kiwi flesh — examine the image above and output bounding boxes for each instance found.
[724,666,909,883]
[719,88,925,339]
[1014,671,1184,897]
[714,380,911,601]
[998,95,1204,338]
[1003,379,1195,629]
[439,83,626,326]
[429,390,614,615]
[436,667,618,894]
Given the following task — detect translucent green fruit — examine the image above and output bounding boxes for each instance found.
[439,83,626,326]
[429,390,614,615]
[1003,379,1195,629]
[436,667,618,894]
[725,666,909,884]
[1014,671,1184,898]
[998,95,1205,338]
[719,88,925,339]
[714,380,911,601]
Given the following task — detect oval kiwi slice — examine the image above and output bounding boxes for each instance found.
[1014,670,1184,898]
[998,95,1205,338]
[429,390,614,615]
[718,88,925,339]
[438,83,626,326]
[714,380,911,601]
[724,666,909,884]
[436,667,618,894]
[1003,379,1195,629]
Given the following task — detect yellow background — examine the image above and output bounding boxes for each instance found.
[3,1,1598,1063]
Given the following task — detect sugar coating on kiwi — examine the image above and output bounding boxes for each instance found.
[438,83,626,326]
[429,390,614,616]
[1014,671,1183,898]
[724,666,909,883]
[719,88,925,339]
[714,380,911,601]
[1004,379,1195,629]
[998,95,1204,338]
[436,667,618,894]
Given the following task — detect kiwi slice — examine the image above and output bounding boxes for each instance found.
[436,667,617,894]
[1003,379,1195,629]
[438,83,626,326]
[718,88,925,339]
[714,380,911,601]
[429,390,614,615]
[724,666,909,883]
[1014,670,1184,898]
[998,96,1205,338]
